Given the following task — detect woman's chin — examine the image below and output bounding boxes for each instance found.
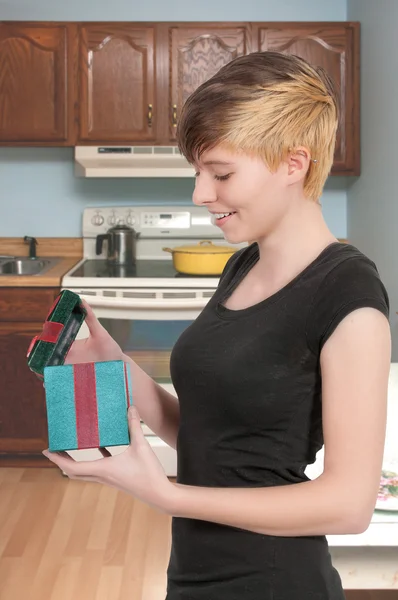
[223,231,250,246]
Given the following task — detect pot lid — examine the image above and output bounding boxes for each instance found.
[108,223,139,235]
[109,223,133,231]
[165,240,237,254]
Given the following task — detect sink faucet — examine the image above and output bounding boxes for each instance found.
[24,236,38,259]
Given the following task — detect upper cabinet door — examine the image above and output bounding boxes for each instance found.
[168,25,250,141]
[79,24,155,143]
[257,24,360,175]
[0,23,71,143]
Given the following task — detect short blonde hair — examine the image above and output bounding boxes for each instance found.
[177,51,339,201]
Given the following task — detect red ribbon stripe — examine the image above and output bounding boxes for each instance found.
[73,363,99,449]
[40,321,64,344]
[124,363,131,408]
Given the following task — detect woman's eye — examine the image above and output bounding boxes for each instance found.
[214,174,232,181]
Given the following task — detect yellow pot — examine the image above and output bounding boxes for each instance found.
[162,240,237,275]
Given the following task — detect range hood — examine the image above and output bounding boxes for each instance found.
[75,146,196,178]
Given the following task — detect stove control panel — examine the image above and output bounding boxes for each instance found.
[84,206,219,239]
[142,211,190,228]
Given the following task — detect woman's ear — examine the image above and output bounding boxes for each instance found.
[286,147,311,185]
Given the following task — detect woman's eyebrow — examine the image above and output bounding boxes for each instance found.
[202,160,235,166]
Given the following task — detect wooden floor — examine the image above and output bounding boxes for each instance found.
[0,467,171,600]
[0,468,395,600]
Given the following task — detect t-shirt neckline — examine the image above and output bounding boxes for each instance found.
[216,241,344,320]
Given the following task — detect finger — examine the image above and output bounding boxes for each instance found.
[80,299,106,337]
[43,449,102,478]
[128,406,145,445]
[42,449,75,462]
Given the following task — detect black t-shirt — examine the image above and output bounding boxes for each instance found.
[166,241,389,600]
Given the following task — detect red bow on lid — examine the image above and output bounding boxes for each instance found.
[26,293,65,358]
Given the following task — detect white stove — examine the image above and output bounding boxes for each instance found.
[61,206,243,475]
[62,205,241,320]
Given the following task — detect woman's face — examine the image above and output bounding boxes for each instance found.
[192,145,305,245]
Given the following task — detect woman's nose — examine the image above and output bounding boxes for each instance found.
[192,175,217,206]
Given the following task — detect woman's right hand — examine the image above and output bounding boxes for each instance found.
[64,299,125,365]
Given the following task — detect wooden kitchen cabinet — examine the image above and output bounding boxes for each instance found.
[78,24,156,143]
[0,287,59,467]
[0,20,360,174]
[0,286,61,322]
[166,23,251,141]
[0,22,77,145]
[256,23,360,175]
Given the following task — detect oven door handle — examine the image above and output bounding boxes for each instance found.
[78,293,211,310]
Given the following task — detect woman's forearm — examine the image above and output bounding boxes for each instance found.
[123,354,180,449]
[169,474,370,536]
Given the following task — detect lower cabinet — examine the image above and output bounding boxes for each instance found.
[0,288,59,466]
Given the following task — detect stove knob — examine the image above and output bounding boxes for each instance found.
[108,213,118,226]
[91,213,104,226]
[126,212,136,226]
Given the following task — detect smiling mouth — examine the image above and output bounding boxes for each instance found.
[210,212,236,226]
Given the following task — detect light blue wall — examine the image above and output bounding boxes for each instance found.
[0,0,347,238]
[0,0,347,22]
[347,0,398,359]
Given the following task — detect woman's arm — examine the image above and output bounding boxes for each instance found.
[123,354,180,449]
[167,307,391,535]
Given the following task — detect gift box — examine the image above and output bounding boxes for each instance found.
[43,360,133,452]
[27,289,86,379]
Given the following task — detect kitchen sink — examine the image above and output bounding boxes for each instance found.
[0,257,60,276]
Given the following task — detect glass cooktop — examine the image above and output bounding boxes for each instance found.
[70,259,218,279]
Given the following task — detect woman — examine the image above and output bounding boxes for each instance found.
[44,52,391,599]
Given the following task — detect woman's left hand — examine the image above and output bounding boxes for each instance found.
[43,406,175,514]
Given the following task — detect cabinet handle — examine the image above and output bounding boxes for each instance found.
[172,104,177,127]
[147,104,153,127]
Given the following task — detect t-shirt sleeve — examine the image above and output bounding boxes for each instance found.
[306,256,390,356]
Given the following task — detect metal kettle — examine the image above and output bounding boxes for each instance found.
[96,223,140,266]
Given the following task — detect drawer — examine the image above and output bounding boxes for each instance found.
[0,287,59,322]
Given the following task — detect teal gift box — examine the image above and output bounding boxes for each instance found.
[43,360,133,452]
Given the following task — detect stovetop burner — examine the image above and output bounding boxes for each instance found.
[70,259,218,279]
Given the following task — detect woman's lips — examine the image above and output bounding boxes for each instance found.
[211,212,236,227]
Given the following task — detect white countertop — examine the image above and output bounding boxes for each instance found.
[327,511,398,546]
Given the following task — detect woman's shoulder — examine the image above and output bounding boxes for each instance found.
[312,242,388,298]
[320,241,379,268]
[306,242,390,355]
